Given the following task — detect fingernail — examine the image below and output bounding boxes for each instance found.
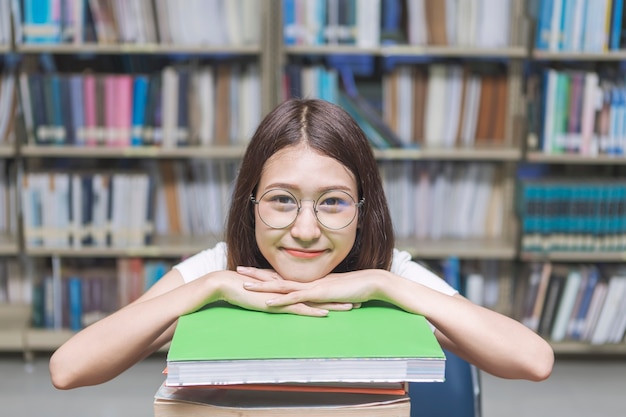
[266,299,275,306]
[237,266,248,272]
[243,282,256,289]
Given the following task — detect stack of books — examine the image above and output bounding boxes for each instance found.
[154,301,446,416]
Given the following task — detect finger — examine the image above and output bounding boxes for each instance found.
[280,303,328,317]
[243,280,304,294]
[265,293,304,307]
[236,266,282,282]
[306,302,355,311]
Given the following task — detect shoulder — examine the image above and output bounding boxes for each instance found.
[173,242,228,283]
[390,248,458,296]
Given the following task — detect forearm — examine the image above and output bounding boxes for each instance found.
[50,272,221,389]
[379,273,554,381]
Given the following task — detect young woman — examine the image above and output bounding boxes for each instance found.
[49,99,554,390]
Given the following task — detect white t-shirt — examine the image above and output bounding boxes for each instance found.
[174,242,457,296]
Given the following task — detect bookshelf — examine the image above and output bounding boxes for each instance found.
[0,0,277,358]
[517,0,626,354]
[0,0,625,359]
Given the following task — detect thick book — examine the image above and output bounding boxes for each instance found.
[153,381,410,417]
[166,301,445,386]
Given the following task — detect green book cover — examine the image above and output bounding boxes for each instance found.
[168,301,444,362]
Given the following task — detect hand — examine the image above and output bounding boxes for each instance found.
[213,269,330,317]
[237,267,382,309]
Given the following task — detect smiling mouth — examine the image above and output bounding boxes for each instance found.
[283,248,326,259]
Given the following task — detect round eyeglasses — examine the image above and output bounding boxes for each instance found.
[250,188,364,230]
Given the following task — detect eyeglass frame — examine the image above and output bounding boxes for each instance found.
[250,188,365,230]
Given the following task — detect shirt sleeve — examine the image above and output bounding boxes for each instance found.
[391,249,458,296]
[173,242,228,283]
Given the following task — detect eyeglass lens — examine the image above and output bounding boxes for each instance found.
[256,189,360,230]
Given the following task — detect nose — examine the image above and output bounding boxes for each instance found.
[289,201,321,241]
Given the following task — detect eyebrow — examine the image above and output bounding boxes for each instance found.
[263,183,355,194]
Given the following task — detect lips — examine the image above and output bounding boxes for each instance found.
[283,248,326,259]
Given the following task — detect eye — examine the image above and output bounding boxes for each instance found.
[264,191,298,212]
[317,193,352,213]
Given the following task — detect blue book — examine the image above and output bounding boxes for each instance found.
[67,277,83,331]
[570,266,600,340]
[443,257,460,292]
[69,75,85,146]
[283,0,297,45]
[520,181,542,251]
[535,0,554,50]
[319,67,338,104]
[23,0,61,43]
[46,74,65,144]
[610,0,624,50]
[560,0,576,50]
[131,76,149,146]
[380,0,402,45]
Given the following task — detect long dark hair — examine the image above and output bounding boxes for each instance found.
[226,98,394,272]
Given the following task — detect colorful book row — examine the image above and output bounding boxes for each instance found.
[283,0,513,49]
[21,171,155,249]
[19,64,261,148]
[518,179,626,253]
[533,0,623,52]
[527,68,626,156]
[14,0,259,46]
[380,161,505,241]
[31,257,171,331]
[518,262,626,345]
[383,63,510,148]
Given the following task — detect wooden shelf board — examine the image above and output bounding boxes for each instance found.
[532,50,626,61]
[25,328,75,350]
[20,145,248,159]
[16,43,261,55]
[0,145,16,157]
[0,304,31,351]
[373,147,521,161]
[526,152,626,165]
[552,341,626,355]
[0,234,20,255]
[396,238,517,260]
[521,251,626,262]
[285,45,526,58]
[25,234,220,258]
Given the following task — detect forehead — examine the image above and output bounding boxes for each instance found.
[258,145,357,194]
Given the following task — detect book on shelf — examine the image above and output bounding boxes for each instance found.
[165,301,446,387]
[153,381,410,417]
[17,64,261,148]
[517,262,626,344]
[533,0,618,52]
[338,66,406,149]
[14,0,260,46]
[589,274,626,345]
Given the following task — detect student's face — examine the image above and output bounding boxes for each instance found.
[254,144,359,282]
